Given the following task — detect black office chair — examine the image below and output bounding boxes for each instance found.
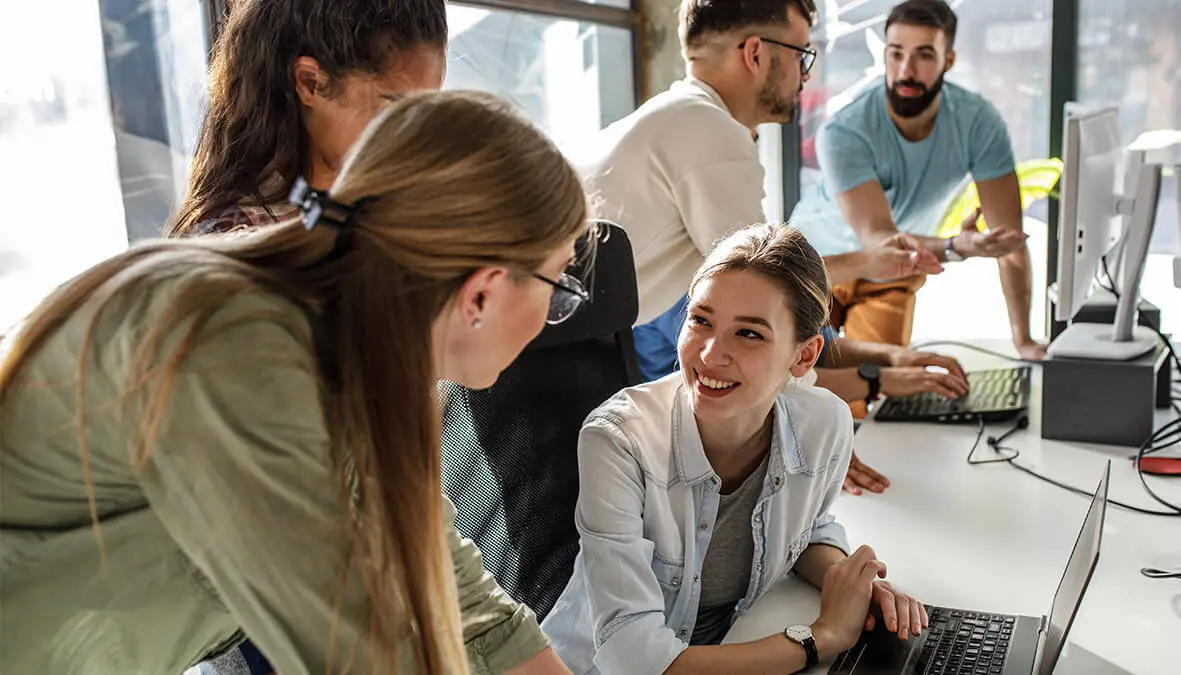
[440,221,641,620]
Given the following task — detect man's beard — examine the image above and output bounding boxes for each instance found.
[886,75,944,118]
[757,54,799,123]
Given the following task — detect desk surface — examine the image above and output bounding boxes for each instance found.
[726,343,1181,675]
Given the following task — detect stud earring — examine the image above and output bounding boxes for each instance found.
[472,318,483,329]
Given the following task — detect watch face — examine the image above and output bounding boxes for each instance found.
[786,624,813,642]
[858,362,881,380]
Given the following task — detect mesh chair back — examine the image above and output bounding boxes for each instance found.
[440,222,641,619]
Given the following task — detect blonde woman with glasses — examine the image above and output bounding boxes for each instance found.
[0,91,587,675]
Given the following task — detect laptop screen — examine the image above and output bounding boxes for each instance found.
[1038,462,1110,675]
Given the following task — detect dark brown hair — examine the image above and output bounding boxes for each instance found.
[690,225,830,344]
[886,0,958,50]
[2,91,588,674]
[168,0,447,237]
[679,0,817,51]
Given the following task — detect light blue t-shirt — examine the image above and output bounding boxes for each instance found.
[791,77,1016,257]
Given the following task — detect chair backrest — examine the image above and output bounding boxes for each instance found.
[440,221,641,620]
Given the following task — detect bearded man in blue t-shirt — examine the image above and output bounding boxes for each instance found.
[792,0,1046,360]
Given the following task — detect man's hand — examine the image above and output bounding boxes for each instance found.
[866,580,929,641]
[1014,338,1048,361]
[843,451,889,495]
[864,234,944,280]
[951,215,1028,259]
[887,349,967,380]
[880,366,969,399]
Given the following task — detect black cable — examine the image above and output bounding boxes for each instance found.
[964,416,1181,517]
[1141,567,1181,579]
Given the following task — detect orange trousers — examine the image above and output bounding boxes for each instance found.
[829,275,928,347]
[830,276,927,419]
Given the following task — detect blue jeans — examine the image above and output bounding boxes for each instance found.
[633,295,837,382]
[633,295,689,382]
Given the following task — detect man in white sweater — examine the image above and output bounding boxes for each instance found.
[579,0,938,379]
[579,0,959,494]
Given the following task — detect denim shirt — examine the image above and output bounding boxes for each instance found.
[541,374,853,674]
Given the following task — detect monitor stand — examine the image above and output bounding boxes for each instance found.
[1047,322,1160,361]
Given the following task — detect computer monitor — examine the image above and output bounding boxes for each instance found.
[1175,161,1180,290]
[1048,106,1164,361]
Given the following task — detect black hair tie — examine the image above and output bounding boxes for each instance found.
[288,177,368,260]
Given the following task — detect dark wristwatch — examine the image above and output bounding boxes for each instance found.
[858,362,882,404]
[785,624,819,667]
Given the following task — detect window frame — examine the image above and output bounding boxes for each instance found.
[202,0,645,109]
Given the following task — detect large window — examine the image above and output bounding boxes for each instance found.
[446,3,636,156]
[0,0,207,330]
[797,0,1054,342]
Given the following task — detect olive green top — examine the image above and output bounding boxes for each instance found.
[0,273,547,675]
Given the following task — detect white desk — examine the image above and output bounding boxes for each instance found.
[726,344,1181,675]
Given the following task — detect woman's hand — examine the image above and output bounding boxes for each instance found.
[812,546,887,654]
[842,451,889,495]
[880,366,969,400]
[865,580,929,641]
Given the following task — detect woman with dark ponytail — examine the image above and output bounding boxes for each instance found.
[169,0,448,237]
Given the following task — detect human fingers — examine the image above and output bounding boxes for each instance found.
[843,474,863,496]
[894,589,913,640]
[875,583,900,635]
[924,373,961,399]
[850,458,890,491]
[910,597,924,636]
[940,370,970,397]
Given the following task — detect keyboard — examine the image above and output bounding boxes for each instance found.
[873,367,1031,424]
[830,607,1017,675]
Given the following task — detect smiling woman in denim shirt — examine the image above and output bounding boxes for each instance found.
[542,225,927,674]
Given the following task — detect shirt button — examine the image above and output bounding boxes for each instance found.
[693,574,700,583]
[672,577,681,586]
[756,561,764,570]
[700,522,709,530]
[678,629,687,637]
[773,476,782,487]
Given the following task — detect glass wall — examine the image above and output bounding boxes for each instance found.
[1078,0,1181,335]
[0,0,209,330]
[446,4,636,157]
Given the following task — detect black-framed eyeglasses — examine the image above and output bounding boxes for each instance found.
[532,271,590,325]
[739,37,817,76]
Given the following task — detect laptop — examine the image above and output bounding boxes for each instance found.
[830,461,1110,675]
[873,367,1031,424]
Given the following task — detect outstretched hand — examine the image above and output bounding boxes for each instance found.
[864,234,944,280]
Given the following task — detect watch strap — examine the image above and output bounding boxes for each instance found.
[858,364,881,404]
[945,235,964,262]
[802,634,819,667]
[785,626,819,667]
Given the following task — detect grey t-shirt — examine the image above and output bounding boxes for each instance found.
[690,454,769,645]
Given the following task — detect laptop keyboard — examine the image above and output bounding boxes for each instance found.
[830,607,1016,675]
[919,607,1015,674]
[874,367,1031,423]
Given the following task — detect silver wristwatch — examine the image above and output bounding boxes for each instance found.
[945,235,964,262]
[785,624,819,667]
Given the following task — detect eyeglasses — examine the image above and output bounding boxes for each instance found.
[738,37,817,76]
[532,271,590,325]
